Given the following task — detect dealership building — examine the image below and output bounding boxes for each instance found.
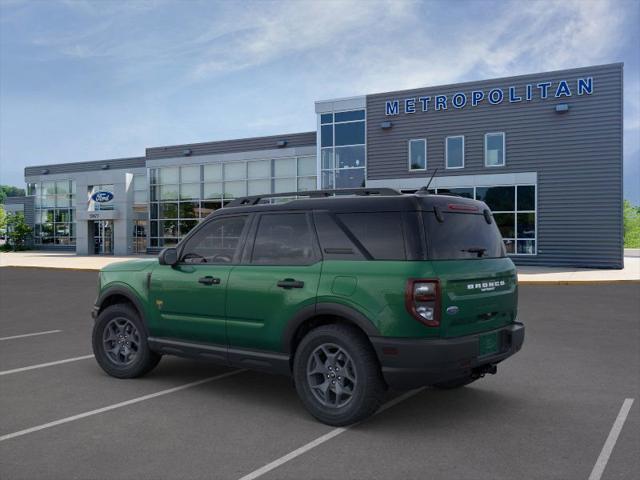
[10,63,623,268]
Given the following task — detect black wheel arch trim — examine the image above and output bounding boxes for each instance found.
[282,302,380,353]
[95,284,150,336]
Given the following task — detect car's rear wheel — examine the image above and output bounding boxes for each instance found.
[293,324,385,426]
[92,303,161,378]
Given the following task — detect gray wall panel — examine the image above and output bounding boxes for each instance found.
[366,63,623,268]
[25,157,145,177]
[146,131,316,159]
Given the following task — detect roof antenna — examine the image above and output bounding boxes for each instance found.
[422,168,439,193]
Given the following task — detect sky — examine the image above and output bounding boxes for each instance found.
[1,0,639,203]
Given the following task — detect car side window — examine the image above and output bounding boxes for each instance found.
[180,215,247,264]
[251,213,316,265]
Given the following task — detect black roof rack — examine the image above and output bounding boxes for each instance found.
[226,187,402,207]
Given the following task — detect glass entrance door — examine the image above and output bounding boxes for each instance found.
[93,220,114,255]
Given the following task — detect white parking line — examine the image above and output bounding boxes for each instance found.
[0,354,95,376]
[0,330,62,341]
[0,369,245,442]
[588,398,635,480]
[238,387,426,480]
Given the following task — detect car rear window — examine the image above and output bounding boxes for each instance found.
[423,212,506,260]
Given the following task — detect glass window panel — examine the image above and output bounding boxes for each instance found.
[493,213,515,238]
[204,182,223,199]
[248,160,271,179]
[43,195,56,207]
[55,209,69,223]
[339,212,405,260]
[320,113,333,124]
[518,185,535,211]
[133,175,146,191]
[503,239,515,254]
[150,220,158,237]
[159,202,178,219]
[150,203,159,219]
[43,182,56,195]
[321,171,334,189]
[159,167,179,184]
[55,181,69,195]
[409,139,426,170]
[335,145,365,169]
[150,169,159,185]
[160,184,179,200]
[298,177,317,192]
[180,165,201,183]
[224,162,245,181]
[517,240,535,255]
[476,186,515,211]
[321,149,334,170]
[248,179,271,195]
[204,164,222,181]
[252,213,315,265]
[180,183,200,200]
[321,124,333,147]
[162,238,179,247]
[517,213,536,238]
[224,180,246,198]
[180,202,199,218]
[160,220,179,237]
[179,220,198,236]
[70,181,76,194]
[150,185,158,201]
[134,190,147,204]
[335,110,365,122]
[335,168,365,188]
[298,156,316,176]
[200,201,222,218]
[56,195,69,207]
[335,122,365,146]
[274,158,296,177]
[446,137,464,168]
[274,177,296,193]
[181,216,248,264]
[486,133,505,166]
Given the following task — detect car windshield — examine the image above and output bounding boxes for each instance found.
[423,211,506,260]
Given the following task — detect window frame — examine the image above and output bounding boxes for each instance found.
[176,213,251,265]
[445,135,465,170]
[484,132,506,167]
[245,211,321,266]
[408,138,427,171]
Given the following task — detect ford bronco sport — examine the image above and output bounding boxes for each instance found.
[92,188,524,426]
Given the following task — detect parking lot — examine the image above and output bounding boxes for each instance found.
[0,267,638,480]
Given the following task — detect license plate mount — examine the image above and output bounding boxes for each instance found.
[479,332,499,357]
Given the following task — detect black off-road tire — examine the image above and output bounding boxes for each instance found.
[293,324,386,426]
[92,303,161,379]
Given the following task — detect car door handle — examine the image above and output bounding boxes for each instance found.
[277,278,305,289]
[198,276,221,285]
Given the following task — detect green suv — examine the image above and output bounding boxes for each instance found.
[92,188,524,426]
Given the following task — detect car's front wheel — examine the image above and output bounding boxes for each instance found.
[92,303,161,378]
[293,324,386,426]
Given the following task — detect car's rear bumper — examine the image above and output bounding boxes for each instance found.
[370,322,525,390]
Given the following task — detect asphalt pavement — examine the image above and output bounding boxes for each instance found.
[0,267,638,480]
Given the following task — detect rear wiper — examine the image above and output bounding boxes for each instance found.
[461,247,487,257]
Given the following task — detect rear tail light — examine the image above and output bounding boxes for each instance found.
[405,279,440,327]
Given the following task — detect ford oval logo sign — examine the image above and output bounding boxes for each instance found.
[91,191,114,203]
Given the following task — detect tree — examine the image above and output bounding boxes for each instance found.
[0,185,26,204]
[0,205,6,232]
[623,199,640,248]
[5,212,32,250]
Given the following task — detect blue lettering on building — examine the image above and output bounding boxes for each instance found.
[418,96,431,111]
[385,100,399,115]
[405,98,416,113]
[471,90,484,106]
[92,191,114,203]
[435,95,447,111]
[509,86,522,102]
[555,80,572,97]
[488,88,504,104]
[383,77,595,115]
[452,92,467,108]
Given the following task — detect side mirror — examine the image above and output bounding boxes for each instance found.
[158,247,178,266]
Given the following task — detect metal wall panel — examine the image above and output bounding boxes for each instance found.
[146,131,316,160]
[24,157,145,177]
[365,63,623,268]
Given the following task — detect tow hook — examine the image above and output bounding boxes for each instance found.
[472,364,497,379]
